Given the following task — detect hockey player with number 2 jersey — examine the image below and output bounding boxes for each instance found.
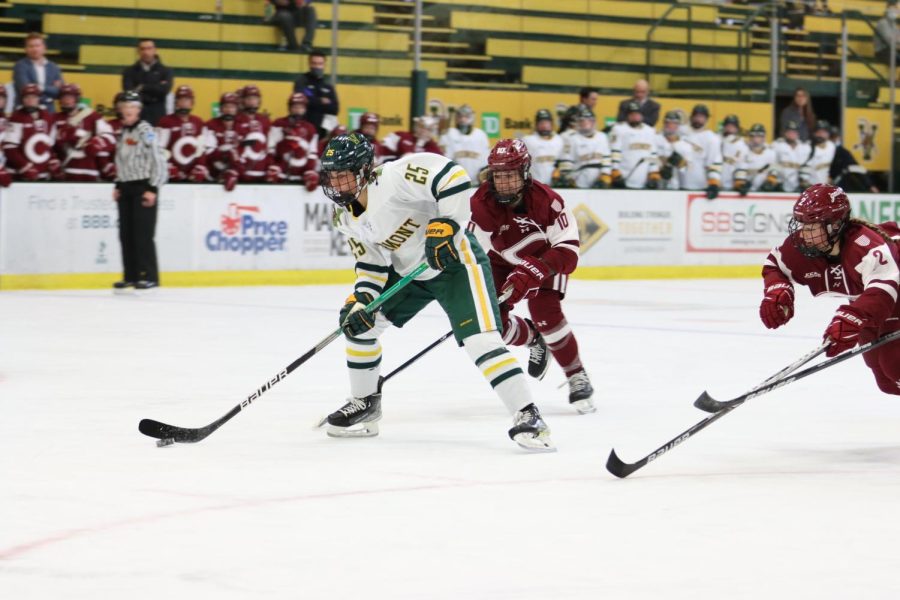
[319,133,556,452]
[469,139,595,413]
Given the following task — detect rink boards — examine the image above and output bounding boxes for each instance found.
[2,183,900,289]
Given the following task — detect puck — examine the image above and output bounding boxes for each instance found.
[156,437,175,448]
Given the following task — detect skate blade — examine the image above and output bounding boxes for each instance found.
[513,432,557,453]
[112,288,135,296]
[326,421,380,438]
[571,398,596,414]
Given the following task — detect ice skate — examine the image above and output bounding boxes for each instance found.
[567,370,596,414]
[325,393,382,438]
[526,320,550,380]
[508,403,556,452]
[112,281,135,294]
[135,280,158,291]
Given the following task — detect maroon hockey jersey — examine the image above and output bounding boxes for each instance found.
[380,131,442,162]
[202,116,249,178]
[4,108,58,179]
[157,113,206,181]
[239,113,271,181]
[763,222,900,331]
[268,116,319,182]
[469,179,580,293]
[54,108,114,181]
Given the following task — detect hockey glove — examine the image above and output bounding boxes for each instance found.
[339,291,377,337]
[646,172,661,190]
[824,306,867,357]
[190,165,209,183]
[48,159,63,181]
[222,169,239,192]
[760,174,779,192]
[266,165,282,183]
[610,169,625,189]
[0,167,12,188]
[667,151,686,169]
[503,255,552,305]
[594,174,612,189]
[85,136,108,157]
[303,170,320,192]
[705,180,719,200]
[168,163,186,182]
[735,179,750,197]
[424,218,460,271]
[759,282,794,329]
[19,163,39,181]
[101,162,117,181]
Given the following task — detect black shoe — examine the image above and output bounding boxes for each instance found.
[112,281,135,293]
[135,280,158,290]
[508,403,555,452]
[299,42,313,53]
[526,320,550,380]
[567,370,596,414]
[326,393,382,437]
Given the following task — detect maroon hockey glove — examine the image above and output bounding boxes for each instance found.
[168,163,186,181]
[190,165,209,183]
[85,136,108,157]
[0,168,12,187]
[824,306,867,357]
[339,291,377,337]
[102,162,117,181]
[503,256,551,305]
[759,282,794,329]
[19,163,40,181]
[48,158,63,180]
[222,169,238,192]
[303,170,320,192]
[266,165,282,183]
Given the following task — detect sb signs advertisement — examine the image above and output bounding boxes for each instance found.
[685,193,794,254]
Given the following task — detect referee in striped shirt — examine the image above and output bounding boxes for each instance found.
[113,90,168,291]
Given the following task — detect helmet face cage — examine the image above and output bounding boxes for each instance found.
[789,216,847,258]
[322,168,372,208]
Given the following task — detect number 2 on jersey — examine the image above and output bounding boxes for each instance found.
[404,164,429,185]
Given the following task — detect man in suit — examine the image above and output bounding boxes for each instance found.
[13,33,63,113]
[122,39,174,126]
[616,79,660,127]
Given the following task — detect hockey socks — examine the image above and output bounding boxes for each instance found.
[463,331,532,415]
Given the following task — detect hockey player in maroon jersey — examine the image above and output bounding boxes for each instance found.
[237,85,271,182]
[352,111,387,164]
[196,92,246,191]
[0,88,14,187]
[100,91,129,180]
[266,92,319,190]
[53,84,115,181]
[157,85,206,182]
[380,115,442,163]
[761,184,900,394]
[317,124,347,157]
[4,83,59,181]
[469,138,595,413]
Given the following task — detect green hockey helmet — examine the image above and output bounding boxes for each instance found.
[320,132,375,208]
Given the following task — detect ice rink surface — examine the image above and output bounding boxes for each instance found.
[2,278,900,599]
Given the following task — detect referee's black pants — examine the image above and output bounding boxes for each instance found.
[116,180,159,284]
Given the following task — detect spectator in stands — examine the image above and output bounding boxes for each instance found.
[779,87,816,142]
[122,39,174,126]
[615,79,661,127]
[269,0,317,53]
[558,87,599,133]
[874,2,900,66]
[13,33,63,114]
[293,52,338,138]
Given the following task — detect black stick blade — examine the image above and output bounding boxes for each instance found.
[693,391,724,413]
[606,448,640,478]
[138,419,205,443]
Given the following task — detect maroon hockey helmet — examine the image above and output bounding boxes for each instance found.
[789,184,851,257]
[175,85,195,100]
[219,92,239,107]
[487,138,532,204]
[20,83,40,98]
[240,84,261,99]
[288,92,308,108]
[59,83,81,99]
[359,112,379,127]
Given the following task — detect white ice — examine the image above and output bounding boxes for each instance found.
[2,279,900,599]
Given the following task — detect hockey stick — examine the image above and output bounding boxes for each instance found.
[138,262,429,444]
[605,330,900,478]
[693,341,829,413]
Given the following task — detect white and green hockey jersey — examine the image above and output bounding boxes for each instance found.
[332,153,472,297]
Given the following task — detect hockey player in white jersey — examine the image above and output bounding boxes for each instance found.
[733,123,779,196]
[719,114,748,191]
[610,101,660,189]
[320,133,555,452]
[801,120,837,186]
[439,104,490,183]
[656,110,692,190]
[682,104,723,199]
[522,109,563,185]
[557,107,611,189]
[773,120,812,193]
